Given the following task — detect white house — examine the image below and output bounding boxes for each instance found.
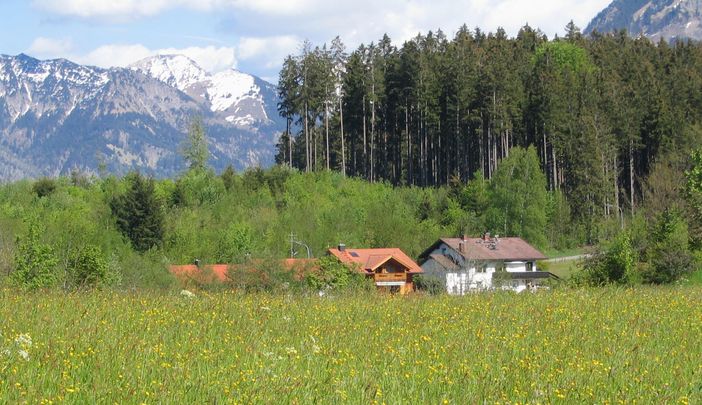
[418,234,557,294]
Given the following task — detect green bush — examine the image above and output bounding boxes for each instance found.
[305,256,366,292]
[579,232,635,286]
[413,275,445,295]
[171,169,225,207]
[642,210,693,284]
[66,245,109,287]
[32,178,57,198]
[11,220,59,289]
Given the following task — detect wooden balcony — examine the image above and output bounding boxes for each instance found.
[374,273,408,283]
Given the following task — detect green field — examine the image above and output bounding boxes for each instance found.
[1,288,701,403]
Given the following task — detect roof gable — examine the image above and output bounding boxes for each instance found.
[328,248,423,273]
[425,237,547,261]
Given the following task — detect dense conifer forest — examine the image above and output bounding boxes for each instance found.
[275,23,702,231]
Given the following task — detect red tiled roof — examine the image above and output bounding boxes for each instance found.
[170,264,229,282]
[327,248,423,273]
[169,259,318,284]
[438,237,547,261]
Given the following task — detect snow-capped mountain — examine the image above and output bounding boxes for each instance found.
[0,53,283,180]
[586,0,702,42]
[130,55,278,130]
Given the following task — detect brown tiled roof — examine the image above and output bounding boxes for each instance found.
[328,248,423,274]
[438,237,547,261]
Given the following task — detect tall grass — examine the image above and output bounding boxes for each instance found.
[0,288,700,403]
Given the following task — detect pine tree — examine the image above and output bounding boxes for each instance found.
[110,172,164,252]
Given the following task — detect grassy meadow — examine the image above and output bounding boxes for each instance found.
[0,288,700,404]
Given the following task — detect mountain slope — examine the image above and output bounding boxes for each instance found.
[130,55,280,131]
[0,54,283,180]
[585,0,702,41]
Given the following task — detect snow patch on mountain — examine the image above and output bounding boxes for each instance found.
[206,70,256,112]
[130,55,265,118]
[130,55,207,91]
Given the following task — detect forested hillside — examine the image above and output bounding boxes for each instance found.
[276,23,702,228]
[1,24,701,290]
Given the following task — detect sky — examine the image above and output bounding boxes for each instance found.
[1,0,612,83]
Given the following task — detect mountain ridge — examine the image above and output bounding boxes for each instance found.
[586,0,702,42]
[0,53,283,180]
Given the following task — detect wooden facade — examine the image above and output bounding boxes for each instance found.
[328,246,422,294]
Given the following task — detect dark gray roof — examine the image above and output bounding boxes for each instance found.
[503,271,559,280]
[428,254,459,271]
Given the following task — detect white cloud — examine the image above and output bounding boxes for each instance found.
[31,0,313,19]
[29,0,613,77]
[155,46,237,72]
[78,44,152,68]
[238,36,301,69]
[27,37,74,58]
[75,44,236,73]
[32,0,611,36]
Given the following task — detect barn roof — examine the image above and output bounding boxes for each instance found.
[420,237,547,261]
[327,247,423,274]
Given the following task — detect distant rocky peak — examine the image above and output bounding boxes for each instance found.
[586,0,702,42]
[130,54,208,91]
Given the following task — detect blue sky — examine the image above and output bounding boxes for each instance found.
[1,0,612,83]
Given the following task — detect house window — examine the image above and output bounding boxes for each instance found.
[476,264,486,273]
[526,262,534,272]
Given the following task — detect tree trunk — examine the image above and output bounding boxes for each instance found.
[371,99,375,182]
[325,99,330,171]
[304,102,310,172]
[363,96,367,179]
[629,139,635,214]
[287,118,292,167]
[406,101,411,185]
[340,97,346,176]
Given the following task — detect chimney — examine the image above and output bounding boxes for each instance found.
[194,258,201,268]
[462,234,468,242]
[338,243,346,252]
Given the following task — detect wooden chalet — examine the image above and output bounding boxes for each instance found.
[327,244,423,294]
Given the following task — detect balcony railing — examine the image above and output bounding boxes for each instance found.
[374,273,407,283]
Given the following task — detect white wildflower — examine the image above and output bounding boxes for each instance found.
[15,334,32,348]
[312,344,321,354]
[2,349,10,357]
[18,350,29,361]
[260,306,271,311]
[180,290,196,298]
[285,346,297,355]
[283,316,291,322]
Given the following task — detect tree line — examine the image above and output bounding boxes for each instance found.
[275,22,702,230]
